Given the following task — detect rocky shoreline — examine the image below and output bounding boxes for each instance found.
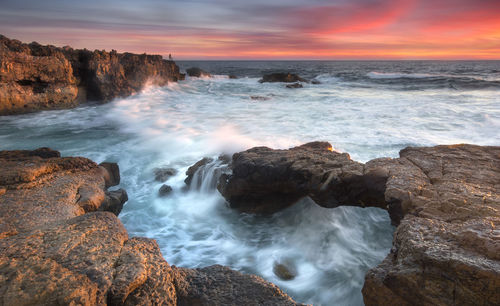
[0,35,184,115]
[191,142,500,305]
[0,148,300,305]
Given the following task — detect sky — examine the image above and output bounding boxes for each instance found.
[1,0,499,59]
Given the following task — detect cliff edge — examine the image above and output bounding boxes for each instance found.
[0,35,184,115]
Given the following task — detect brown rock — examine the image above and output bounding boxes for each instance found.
[184,157,214,186]
[173,265,303,306]
[0,148,127,238]
[99,162,121,188]
[100,189,128,216]
[186,67,211,78]
[0,35,183,115]
[158,184,173,197]
[217,141,386,214]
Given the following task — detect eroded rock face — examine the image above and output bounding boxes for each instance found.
[186,67,211,78]
[0,35,184,115]
[173,265,303,306]
[217,142,387,214]
[259,73,307,83]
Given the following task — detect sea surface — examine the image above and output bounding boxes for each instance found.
[1,61,499,305]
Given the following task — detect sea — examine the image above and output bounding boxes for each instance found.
[1,61,499,305]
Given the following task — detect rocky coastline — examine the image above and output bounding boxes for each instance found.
[0,148,300,305]
[0,35,184,115]
[192,142,499,305]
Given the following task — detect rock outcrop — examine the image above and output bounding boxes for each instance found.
[0,148,301,305]
[217,142,386,214]
[259,73,307,83]
[0,35,184,115]
[186,67,211,78]
[212,142,500,305]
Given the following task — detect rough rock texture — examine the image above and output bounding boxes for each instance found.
[258,73,307,83]
[0,35,184,115]
[215,142,500,305]
[158,184,173,197]
[362,145,500,306]
[173,265,302,306]
[217,142,387,214]
[0,148,127,238]
[186,67,211,78]
[0,148,300,305]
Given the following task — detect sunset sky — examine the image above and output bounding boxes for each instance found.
[1,0,500,59]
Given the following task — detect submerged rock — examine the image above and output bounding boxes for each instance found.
[311,80,321,84]
[154,167,177,182]
[186,67,211,78]
[273,260,298,281]
[228,74,238,79]
[185,157,214,186]
[286,82,303,89]
[259,72,307,83]
[250,95,271,101]
[159,184,173,197]
[0,35,183,115]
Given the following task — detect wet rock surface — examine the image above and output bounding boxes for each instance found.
[154,167,177,182]
[0,148,300,305]
[0,35,183,115]
[285,82,303,89]
[214,142,500,305]
[259,72,307,83]
[159,184,173,197]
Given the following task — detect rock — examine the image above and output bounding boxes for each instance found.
[0,35,183,115]
[362,144,500,305]
[217,141,386,214]
[228,74,238,79]
[159,184,173,197]
[0,147,303,305]
[0,148,127,238]
[100,189,128,216]
[0,212,177,305]
[154,167,177,182]
[99,162,120,188]
[285,83,303,89]
[311,80,321,84]
[273,260,297,281]
[186,67,211,78]
[250,95,271,101]
[259,73,307,83]
[184,157,214,186]
[173,265,302,306]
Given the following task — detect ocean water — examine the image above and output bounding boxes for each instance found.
[1,61,499,305]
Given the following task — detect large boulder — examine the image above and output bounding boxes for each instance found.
[258,73,307,83]
[217,142,387,214]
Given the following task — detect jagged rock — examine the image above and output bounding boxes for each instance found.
[173,265,302,306]
[158,185,173,197]
[217,141,387,214]
[154,167,177,182]
[0,148,127,238]
[259,73,307,83]
[99,162,120,188]
[0,35,183,115]
[186,67,211,78]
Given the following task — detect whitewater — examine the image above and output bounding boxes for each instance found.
[1,61,499,305]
